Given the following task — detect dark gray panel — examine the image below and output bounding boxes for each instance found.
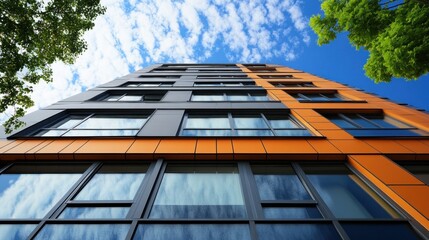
[5,110,63,138]
[162,91,192,102]
[138,110,185,136]
[59,90,105,102]
[173,81,194,87]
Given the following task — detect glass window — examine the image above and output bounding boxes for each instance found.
[149,165,246,218]
[58,207,129,219]
[191,92,271,101]
[194,82,255,86]
[259,75,294,79]
[342,223,422,240]
[271,82,315,87]
[123,82,174,87]
[324,113,427,137]
[256,224,341,240]
[133,224,251,240]
[263,207,322,219]
[180,113,312,137]
[34,224,129,240]
[0,163,89,219]
[0,224,38,240]
[252,165,311,200]
[35,114,149,137]
[303,165,400,219]
[74,164,148,201]
[292,93,345,102]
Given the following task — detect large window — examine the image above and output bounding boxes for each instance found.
[0,161,423,239]
[98,92,164,102]
[323,113,428,137]
[194,82,255,86]
[34,114,149,137]
[270,82,315,87]
[290,92,347,102]
[122,82,174,87]
[191,92,271,101]
[196,75,249,79]
[180,113,312,136]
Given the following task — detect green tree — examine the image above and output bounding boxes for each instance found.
[310,0,429,83]
[0,0,105,133]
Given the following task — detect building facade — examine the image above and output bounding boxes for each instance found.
[0,63,428,239]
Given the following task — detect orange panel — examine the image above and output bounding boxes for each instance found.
[26,140,54,160]
[308,122,341,130]
[391,186,429,219]
[364,140,414,154]
[74,139,134,160]
[262,139,317,160]
[3,140,46,160]
[217,139,233,160]
[195,139,216,160]
[328,140,379,154]
[154,139,196,160]
[304,116,331,123]
[0,140,15,149]
[35,140,74,160]
[349,158,429,230]
[318,130,354,140]
[232,139,266,160]
[350,155,423,185]
[396,140,429,154]
[126,139,160,160]
[307,139,342,155]
[291,109,320,117]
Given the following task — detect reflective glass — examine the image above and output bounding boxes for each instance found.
[224,83,242,86]
[227,95,250,101]
[252,165,311,200]
[329,116,356,128]
[250,95,270,101]
[275,129,312,136]
[58,207,129,219]
[267,116,299,128]
[367,115,410,128]
[34,224,129,240]
[304,165,399,219]
[133,224,251,240]
[120,95,142,101]
[185,116,230,129]
[76,116,147,129]
[236,130,273,136]
[150,165,246,218]
[346,129,424,137]
[342,223,422,240]
[38,130,66,136]
[263,207,322,219]
[181,129,232,136]
[52,117,85,128]
[256,224,341,240]
[105,95,122,101]
[191,95,224,101]
[0,164,88,218]
[140,83,160,86]
[0,224,37,240]
[64,129,138,136]
[74,164,147,201]
[233,116,268,129]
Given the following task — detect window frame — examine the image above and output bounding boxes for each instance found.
[193,82,256,87]
[121,82,175,87]
[190,91,273,102]
[269,81,316,88]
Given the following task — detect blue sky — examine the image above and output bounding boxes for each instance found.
[22,0,428,114]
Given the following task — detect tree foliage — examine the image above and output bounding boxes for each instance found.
[0,0,105,133]
[310,0,429,83]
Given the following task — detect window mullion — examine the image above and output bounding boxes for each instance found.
[339,113,362,128]
[229,113,235,136]
[291,162,351,240]
[260,113,274,136]
[358,114,383,128]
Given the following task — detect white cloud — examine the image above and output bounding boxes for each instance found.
[8,0,311,116]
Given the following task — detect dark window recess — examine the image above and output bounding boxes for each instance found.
[150,67,187,72]
[34,114,149,137]
[180,113,312,137]
[194,82,255,87]
[260,75,294,79]
[162,64,237,68]
[196,75,249,79]
[291,92,346,102]
[122,82,174,87]
[191,92,271,101]
[270,82,315,87]
[191,69,243,72]
[324,113,428,137]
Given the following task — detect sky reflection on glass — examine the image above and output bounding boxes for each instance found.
[263,207,322,219]
[75,173,145,200]
[254,174,311,200]
[0,224,37,240]
[233,116,268,129]
[186,116,229,129]
[34,224,129,240]
[0,174,81,218]
[58,207,129,219]
[150,167,246,218]
[133,224,251,240]
[76,117,146,129]
[64,129,138,136]
[191,95,224,101]
[256,224,341,240]
[181,130,231,136]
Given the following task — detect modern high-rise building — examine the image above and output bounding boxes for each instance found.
[0,64,428,239]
